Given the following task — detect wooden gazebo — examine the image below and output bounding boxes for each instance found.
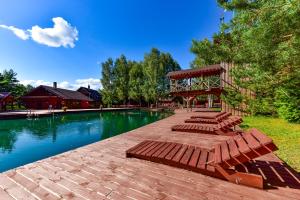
[167,64,225,110]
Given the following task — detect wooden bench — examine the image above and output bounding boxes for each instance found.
[172,116,243,136]
[126,129,278,189]
[186,112,232,124]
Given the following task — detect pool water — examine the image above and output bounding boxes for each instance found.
[0,110,172,172]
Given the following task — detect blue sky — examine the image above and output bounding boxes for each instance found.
[0,0,230,89]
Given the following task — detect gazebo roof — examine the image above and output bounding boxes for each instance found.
[167,64,224,80]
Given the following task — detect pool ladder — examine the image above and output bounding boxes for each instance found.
[27,110,39,119]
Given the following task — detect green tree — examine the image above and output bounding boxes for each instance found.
[0,69,34,108]
[159,52,181,97]
[142,48,180,105]
[100,49,180,107]
[142,48,161,104]
[191,0,300,122]
[100,58,115,107]
[128,62,144,105]
[113,55,130,104]
[0,69,19,92]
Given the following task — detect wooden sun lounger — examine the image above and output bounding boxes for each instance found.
[187,112,232,124]
[126,128,278,189]
[190,111,228,119]
[172,116,243,136]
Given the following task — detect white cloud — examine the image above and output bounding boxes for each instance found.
[0,25,30,40]
[75,78,101,89]
[58,81,74,90]
[20,80,52,87]
[0,17,78,48]
[20,78,101,90]
[30,17,78,48]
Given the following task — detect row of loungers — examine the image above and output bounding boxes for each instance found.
[126,112,278,189]
[173,116,243,136]
[188,111,232,124]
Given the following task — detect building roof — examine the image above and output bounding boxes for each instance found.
[167,64,225,80]
[0,92,12,101]
[23,85,93,101]
[77,87,101,101]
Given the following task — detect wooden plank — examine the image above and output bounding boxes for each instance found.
[129,140,152,154]
[221,141,230,162]
[172,145,188,163]
[145,142,166,157]
[242,132,261,149]
[141,141,162,156]
[0,189,14,200]
[165,144,182,160]
[188,147,201,168]
[126,140,148,153]
[180,146,195,165]
[197,150,208,169]
[152,143,172,158]
[6,171,60,200]
[136,141,157,155]
[250,129,272,145]
[0,174,37,200]
[158,143,177,159]
[206,152,215,172]
[227,138,240,158]
[234,135,251,153]
[214,144,222,164]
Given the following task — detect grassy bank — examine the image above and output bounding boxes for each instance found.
[241,116,300,171]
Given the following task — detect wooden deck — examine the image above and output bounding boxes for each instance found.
[0,110,299,200]
[0,108,132,120]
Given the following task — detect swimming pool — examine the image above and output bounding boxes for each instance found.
[0,110,172,172]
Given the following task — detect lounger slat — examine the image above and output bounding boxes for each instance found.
[250,129,272,145]
[145,142,165,156]
[242,132,261,149]
[141,141,162,156]
[128,140,152,154]
[136,141,157,155]
[206,152,215,172]
[188,147,201,168]
[152,143,171,158]
[165,144,182,160]
[180,146,195,165]
[234,135,251,153]
[158,143,177,159]
[221,142,230,162]
[227,138,240,158]
[214,144,222,164]
[197,150,208,169]
[172,145,188,163]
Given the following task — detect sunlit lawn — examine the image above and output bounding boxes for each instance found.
[241,116,300,171]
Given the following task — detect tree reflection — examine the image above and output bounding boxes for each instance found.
[0,110,172,152]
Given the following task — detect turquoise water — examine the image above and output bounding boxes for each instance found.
[0,110,172,172]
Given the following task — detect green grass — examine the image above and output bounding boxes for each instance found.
[241,116,300,171]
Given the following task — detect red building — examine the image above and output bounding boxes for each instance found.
[21,83,93,109]
[0,92,13,111]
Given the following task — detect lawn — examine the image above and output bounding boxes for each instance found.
[241,116,300,171]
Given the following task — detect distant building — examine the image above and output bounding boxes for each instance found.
[77,85,101,107]
[0,92,13,111]
[21,82,93,109]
